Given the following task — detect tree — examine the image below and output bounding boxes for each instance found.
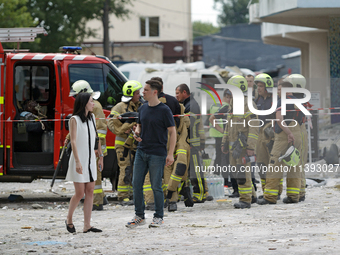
[214,0,258,26]
[98,0,132,57]
[193,21,220,39]
[0,0,34,28]
[23,0,132,54]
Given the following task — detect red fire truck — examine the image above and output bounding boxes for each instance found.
[0,28,127,182]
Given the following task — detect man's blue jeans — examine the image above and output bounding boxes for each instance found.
[132,149,166,219]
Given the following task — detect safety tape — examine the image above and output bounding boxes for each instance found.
[1,106,340,123]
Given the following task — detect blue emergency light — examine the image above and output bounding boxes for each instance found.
[60,46,82,51]
[59,46,82,54]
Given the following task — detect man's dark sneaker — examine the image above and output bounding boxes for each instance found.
[168,202,177,212]
[120,198,134,206]
[234,201,251,209]
[257,198,276,205]
[228,192,239,198]
[251,196,257,204]
[299,195,305,202]
[179,187,194,207]
[103,196,109,205]
[282,197,298,204]
[258,195,263,199]
[92,204,103,211]
[193,197,205,203]
[146,203,155,211]
[206,195,214,201]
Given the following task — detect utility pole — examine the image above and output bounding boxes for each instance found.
[103,0,110,58]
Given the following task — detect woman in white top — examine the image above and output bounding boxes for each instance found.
[65,92,104,233]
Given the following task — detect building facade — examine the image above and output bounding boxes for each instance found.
[83,0,192,63]
[249,0,340,121]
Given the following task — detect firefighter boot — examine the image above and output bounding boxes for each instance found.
[168,202,177,212]
[257,198,276,205]
[179,187,194,207]
[146,203,155,211]
[283,197,298,204]
[92,204,103,211]
[234,201,251,209]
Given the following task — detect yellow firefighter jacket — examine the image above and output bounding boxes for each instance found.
[107,101,141,148]
[93,100,108,156]
[222,97,259,151]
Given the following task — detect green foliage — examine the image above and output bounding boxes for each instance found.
[193,21,220,39]
[21,0,132,53]
[0,0,35,27]
[214,0,256,26]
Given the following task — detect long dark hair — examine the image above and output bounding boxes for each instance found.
[73,93,92,122]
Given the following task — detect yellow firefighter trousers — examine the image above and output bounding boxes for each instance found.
[256,126,283,195]
[230,149,255,204]
[93,158,104,206]
[300,124,308,198]
[264,124,302,203]
[116,146,133,200]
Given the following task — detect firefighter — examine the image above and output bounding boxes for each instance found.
[284,74,309,202]
[164,103,191,211]
[70,80,108,211]
[253,73,283,199]
[221,75,260,209]
[107,80,142,205]
[176,84,206,203]
[257,80,304,205]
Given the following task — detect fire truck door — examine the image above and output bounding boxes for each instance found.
[53,61,62,169]
[0,51,4,175]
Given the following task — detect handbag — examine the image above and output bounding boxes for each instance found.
[91,115,99,150]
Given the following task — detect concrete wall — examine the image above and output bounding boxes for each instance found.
[82,44,163,63]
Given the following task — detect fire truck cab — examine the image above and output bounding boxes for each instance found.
[0,28,127,182]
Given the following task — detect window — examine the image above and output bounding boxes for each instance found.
[140,17,159,37]
[69,63,126,109]
[14,65,51,103]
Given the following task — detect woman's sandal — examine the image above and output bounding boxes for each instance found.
[83,227,102,233]
[65,220,76,233]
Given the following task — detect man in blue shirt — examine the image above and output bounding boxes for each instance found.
[126,80,176,228]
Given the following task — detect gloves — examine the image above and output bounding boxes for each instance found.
[200,139,205,151]
[231,132,248,159]
[123,166,133,184]
[266,140,274,153]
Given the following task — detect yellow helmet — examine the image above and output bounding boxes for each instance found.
[278,145,300,167]
[284,74,306,88]
[254,73,274,93]
[122,80,143,102]
[70,80,100,99]
[227,75,248,93]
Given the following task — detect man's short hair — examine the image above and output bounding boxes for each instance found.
[176,83,190,94]
[246,74,254,78]
[151,77,163,86]
[281,81,293,88]
[146,79,162,95]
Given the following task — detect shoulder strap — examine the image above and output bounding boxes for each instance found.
[90,114,99,138]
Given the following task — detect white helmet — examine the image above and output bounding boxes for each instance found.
[284,74,306,89]
[69,80,100,99]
